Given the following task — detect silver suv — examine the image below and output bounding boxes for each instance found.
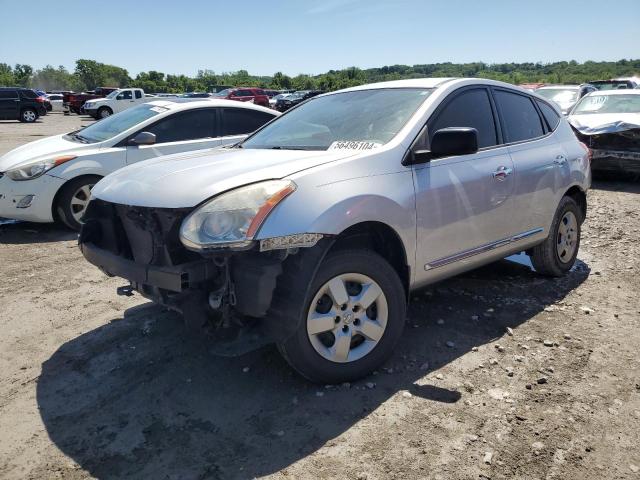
[80,78,591,383]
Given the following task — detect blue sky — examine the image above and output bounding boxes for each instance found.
[1,0,639,76]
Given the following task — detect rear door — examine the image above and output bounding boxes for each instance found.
[412,86,516,284]
[218,107,276,146]
[125,108,220,164]
[0,90,19,119]
[493,89,568,237]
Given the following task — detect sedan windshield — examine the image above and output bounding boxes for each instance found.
[242,88,433,150]
[572,94,640,115]
[67,104,167,143]
[536,88,578,103]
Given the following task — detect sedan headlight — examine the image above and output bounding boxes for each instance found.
[6,155,76,181]
[180,180,296,250]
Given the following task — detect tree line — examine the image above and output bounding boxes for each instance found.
[1,58,639,93]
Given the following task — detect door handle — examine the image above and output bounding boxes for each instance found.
[492,166,513,180]
[553,155,567,165]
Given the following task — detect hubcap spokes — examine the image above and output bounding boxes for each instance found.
[307,273,388,363]
[70,184,94,223]
[556,211,578,263]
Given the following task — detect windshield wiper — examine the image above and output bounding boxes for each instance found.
[72,133,90,143]
[269,146,321,151]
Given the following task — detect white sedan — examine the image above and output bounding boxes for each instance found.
[0,99,278,229]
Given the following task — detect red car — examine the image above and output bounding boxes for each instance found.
[213,87,269,107]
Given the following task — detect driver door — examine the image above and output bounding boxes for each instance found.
[412,87,516,285]
[114,89,134,113]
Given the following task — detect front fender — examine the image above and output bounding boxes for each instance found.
[256,171,416,276]
[49,151,125,181]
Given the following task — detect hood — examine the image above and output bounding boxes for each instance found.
[92,147,357,208]
[0,134,95,172]
[568,113,640,135]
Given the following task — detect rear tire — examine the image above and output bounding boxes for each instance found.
[20,108,38,123]
[55,176,102,231]
[97,107,112,119]
[277,249,406,384]
[529,196,582,277]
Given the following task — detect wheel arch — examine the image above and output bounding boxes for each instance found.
[329,221,410,298]
[563,184,587,222]
[51,173,103,221]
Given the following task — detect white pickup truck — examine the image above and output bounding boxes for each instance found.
[82,88,155,119]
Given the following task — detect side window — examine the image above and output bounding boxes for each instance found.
[220,108,274,136]
[144,109,216,143]
[134,90,142,99]
[117,90,133,100]
[429,88,497,148]
[0,90,19,99]
[20,89,38,99]
[494,90,544,143]
[536,100,560,131]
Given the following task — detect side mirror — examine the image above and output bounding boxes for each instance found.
[128,131,156,146]
[409,127,479,164]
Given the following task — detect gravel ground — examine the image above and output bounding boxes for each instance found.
[0,114,639,480]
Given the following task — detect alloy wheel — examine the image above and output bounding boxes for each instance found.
[70,184,94,223]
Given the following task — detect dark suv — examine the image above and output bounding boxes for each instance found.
[0,88,47,122]
[275,90,323,112]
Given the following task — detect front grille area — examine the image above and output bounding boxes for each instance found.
[80,199,199,267]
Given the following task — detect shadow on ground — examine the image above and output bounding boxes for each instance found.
[37,256,589,479]
[0,221,76,244]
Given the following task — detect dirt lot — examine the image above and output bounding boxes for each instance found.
[0,114,639,480]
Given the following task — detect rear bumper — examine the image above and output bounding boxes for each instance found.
[80,241,218,293]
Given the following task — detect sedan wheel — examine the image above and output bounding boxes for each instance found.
[70,184,94,224]
[307,273,388,363]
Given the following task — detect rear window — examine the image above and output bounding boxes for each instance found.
[536,100,560,130]
[494,90,544,143]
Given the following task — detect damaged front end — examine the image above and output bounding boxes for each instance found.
[79,198,325,354]
[571,122,640,175]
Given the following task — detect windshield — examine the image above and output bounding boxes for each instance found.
[105,90,121,99]
[213,89,233,97]
[536,88,579,104]
[68,104,167,143]
[572,94,640,115]
[242,88,433,150]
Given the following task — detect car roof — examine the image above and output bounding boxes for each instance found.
[146,98,278,114]
[585,89,640,96]
[537,85,580,90]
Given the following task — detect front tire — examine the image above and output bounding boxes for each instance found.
[529,196,582,277]
[97,107,112,119]
[55,176,101,231]
[20,108,38,123]
[278,249,406,384]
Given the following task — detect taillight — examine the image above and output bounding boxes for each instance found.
[578,142,592,163]
[35,96,46,103]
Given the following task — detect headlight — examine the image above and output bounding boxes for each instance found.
[6,155,76,181]
[180,180,296,250]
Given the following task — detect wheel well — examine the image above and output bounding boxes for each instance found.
[329,221,410,296]
[98,106,112,112]
[51,174,102,221]
[564,186,587,222]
